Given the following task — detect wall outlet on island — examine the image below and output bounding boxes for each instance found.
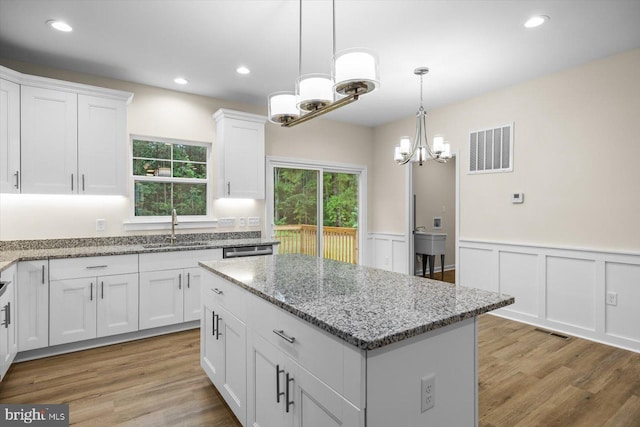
[421,374,435,412]
[606,292,618,306]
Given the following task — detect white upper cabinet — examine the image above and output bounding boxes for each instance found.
[0,76,20,193]
[78,94,127,195]
[1,65,133,195]
[213,108,266,199]
[21,85,78,194]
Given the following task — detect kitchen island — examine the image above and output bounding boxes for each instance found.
[199,254,513,427]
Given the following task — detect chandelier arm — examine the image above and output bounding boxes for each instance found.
[420,113,437,159]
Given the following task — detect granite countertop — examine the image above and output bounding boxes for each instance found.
[0,233,278,272]
[199,254,514,350]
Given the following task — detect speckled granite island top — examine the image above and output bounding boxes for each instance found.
[199,254,514,350]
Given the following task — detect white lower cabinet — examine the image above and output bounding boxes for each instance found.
[0,265,18,381]
[49,255,139,346]
[139,250,221,330]
[17,260,49,351]
[201,302,247,425]
[50,273,138,346]
[201,269,362,427]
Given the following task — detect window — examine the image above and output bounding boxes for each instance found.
[469,124,513,173]
[132,136,209,216]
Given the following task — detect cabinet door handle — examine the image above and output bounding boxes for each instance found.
[101,281,104,299]
[14,171,19,189]
[90,282,93,301]
[227,181,230,196]
[273,329,296,343]
[212,311,216,337]
[71,173,74,191]
[215,314,221,340]
[285,372,294,413]
[212,288,223,295]
[276,364,285,403]
[42,265,45,284]
[178,273,182,290]
[6,302,9,326]
[1,304,8,328]
[187,272,190,289]
[82,174,85,191]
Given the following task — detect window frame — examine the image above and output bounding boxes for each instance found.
[127,134,214,228]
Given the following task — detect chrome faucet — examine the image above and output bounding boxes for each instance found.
[169,208,178,244]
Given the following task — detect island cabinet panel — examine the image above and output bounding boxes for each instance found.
[365,318,478,427]
[202,302,246,425]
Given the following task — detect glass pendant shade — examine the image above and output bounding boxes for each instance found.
[268,91,300,124]
[433,136,445,154]
[333,48,380,96]
[296,74,334,112]
[399,136,411,155]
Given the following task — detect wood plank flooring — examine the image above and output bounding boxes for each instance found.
[1,294,638,426]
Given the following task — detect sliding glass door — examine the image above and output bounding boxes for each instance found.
[269,160,363,264]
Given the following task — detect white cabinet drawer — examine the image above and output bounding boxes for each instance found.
[50,255,138,280]
[203,271,245,321]
[140,249,222,272]
[246,292,362,404]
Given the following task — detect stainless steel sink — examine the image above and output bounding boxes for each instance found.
[142,241,211,249]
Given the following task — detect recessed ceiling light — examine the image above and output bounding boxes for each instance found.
[174,77,188,85]
[47,20,73,32]
[524,15,549,28]
[236,66,250,75]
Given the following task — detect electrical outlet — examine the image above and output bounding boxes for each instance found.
[239,217,246,227]
[421,374,435,412]
[218,217,236,227]
[248,217,260,226]
[606,292,617,306]
[96,219,106,231]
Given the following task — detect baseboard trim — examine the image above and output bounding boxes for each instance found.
[15,321,199,362]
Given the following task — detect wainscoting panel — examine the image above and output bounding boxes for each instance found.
[459,239,640,353]
[367,233,408,273]
[605,262,640,342]
[499,251,538,317]
[459,247,496,292]
[546,256,596,331]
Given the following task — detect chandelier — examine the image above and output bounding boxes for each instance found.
[394,67,451,166]
[267,0,379,127]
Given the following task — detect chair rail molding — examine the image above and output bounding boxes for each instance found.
[458,238,640,353]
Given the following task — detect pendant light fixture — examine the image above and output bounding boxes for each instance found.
[394,67,451,166]
[267,0,379,127]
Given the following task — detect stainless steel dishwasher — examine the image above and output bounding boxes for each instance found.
[222,245,273,259]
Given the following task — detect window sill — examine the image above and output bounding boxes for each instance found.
[123,218,218,232]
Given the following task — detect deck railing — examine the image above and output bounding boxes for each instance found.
[274,225,358,264]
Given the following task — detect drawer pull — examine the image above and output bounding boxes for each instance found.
[212,288,223,295]
[273,329,295,344]
[276,364,285,403]
[285,372,294,413]
[86,265,108,269]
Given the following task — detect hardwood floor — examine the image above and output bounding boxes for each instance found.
[1,302,638,426]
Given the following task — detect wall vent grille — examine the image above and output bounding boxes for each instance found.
[469,124,513,174]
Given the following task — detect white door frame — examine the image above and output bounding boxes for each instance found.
[405,151,460,284]
[266,156,368,265]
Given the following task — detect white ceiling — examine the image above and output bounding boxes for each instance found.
[1,0,639,127]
